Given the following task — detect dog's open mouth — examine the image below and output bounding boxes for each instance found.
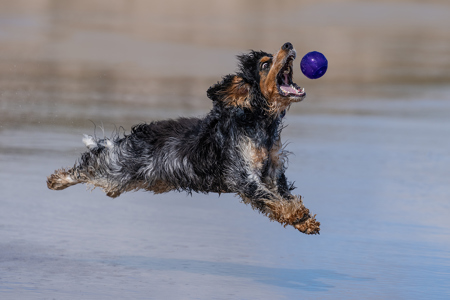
[277,55,305,99]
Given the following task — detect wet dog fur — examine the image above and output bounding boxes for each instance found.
[47,42,320,234]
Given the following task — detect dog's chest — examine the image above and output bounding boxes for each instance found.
[238,137,282,175]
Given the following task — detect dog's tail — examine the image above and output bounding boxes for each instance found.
[47,135,122,197]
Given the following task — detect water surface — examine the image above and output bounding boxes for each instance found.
[1,1,450,299]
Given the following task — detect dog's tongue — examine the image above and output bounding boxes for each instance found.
[280,84,298,94]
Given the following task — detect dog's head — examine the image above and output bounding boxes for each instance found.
[207,42,305,115]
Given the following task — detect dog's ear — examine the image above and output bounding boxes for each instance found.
[207,75,251,108]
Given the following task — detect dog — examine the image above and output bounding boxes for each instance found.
[47,42,320,234]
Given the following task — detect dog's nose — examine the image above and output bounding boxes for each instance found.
[282,42,293,51]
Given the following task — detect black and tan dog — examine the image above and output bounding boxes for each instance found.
[47,42,320,234]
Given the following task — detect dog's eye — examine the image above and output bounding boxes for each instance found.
[261,62,270,70]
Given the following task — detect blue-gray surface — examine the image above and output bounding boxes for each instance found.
[1,94,449,299]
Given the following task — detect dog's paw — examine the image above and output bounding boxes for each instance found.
[294,215,320,235]
[47,169,77,190]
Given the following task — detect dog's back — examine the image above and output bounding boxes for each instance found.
[128,117,227,194]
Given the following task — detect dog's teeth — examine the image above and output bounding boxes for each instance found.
[280,87,289,95]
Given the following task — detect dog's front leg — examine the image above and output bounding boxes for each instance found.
[274,172,295,199]
[237,179,320,235]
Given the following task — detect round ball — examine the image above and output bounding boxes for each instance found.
[300,51,328,79]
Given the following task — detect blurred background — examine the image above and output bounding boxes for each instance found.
[1,0,449,127]
[1,1,449,299]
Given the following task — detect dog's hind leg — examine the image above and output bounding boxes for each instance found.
[47,167,83,190]
[47,135,125,197]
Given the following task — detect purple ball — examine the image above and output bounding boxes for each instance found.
[300,51,328,79]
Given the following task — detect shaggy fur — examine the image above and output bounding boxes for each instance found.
[47,42,320,234]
